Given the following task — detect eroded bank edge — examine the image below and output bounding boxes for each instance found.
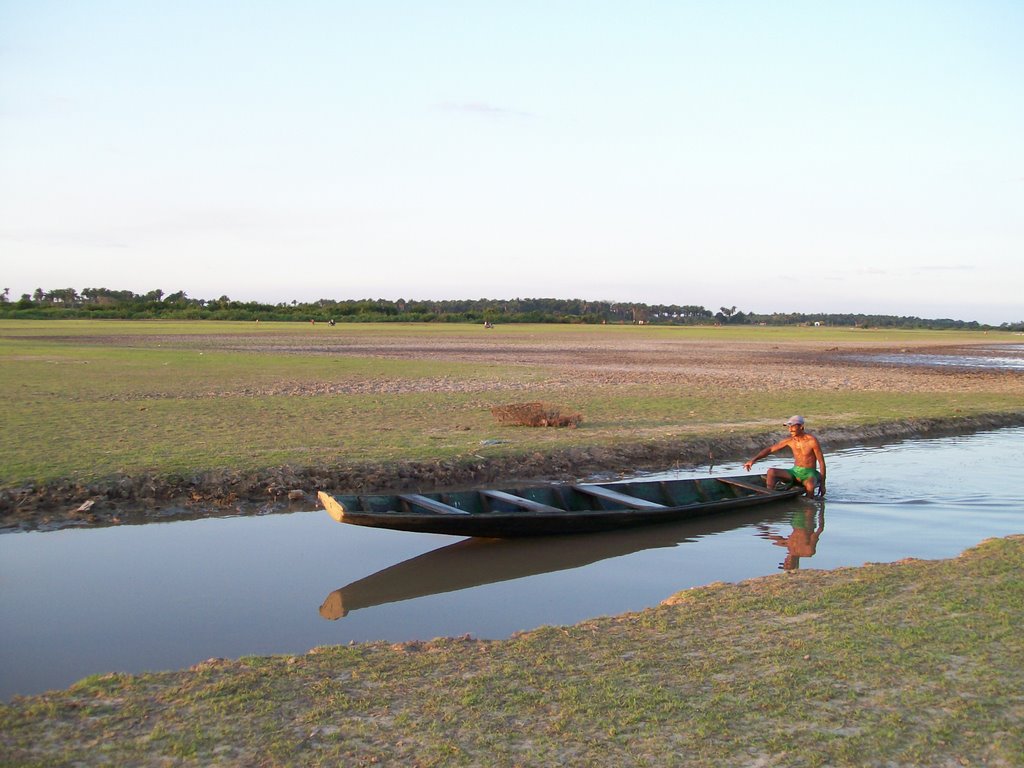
[2,411,1023,533]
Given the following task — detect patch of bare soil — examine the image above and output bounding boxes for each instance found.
[62,333,1024,399]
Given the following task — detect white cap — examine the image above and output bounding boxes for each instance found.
[784,415,805,426]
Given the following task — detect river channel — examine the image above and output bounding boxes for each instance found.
[2,426,1023,700]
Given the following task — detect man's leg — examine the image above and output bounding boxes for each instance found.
[766,468,794,489]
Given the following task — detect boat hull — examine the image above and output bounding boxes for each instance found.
[318,474,803,538]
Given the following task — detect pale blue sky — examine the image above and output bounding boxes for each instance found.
[2,1,1021,323]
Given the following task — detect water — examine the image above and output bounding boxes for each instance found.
[2,427,1023,700]
[853,348,1024,370]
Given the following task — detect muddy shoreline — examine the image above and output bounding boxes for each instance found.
[4,412,1022,534]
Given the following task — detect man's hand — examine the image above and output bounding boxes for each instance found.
[743,461,754,471]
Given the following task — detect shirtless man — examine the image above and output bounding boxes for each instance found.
[743,415,826,497]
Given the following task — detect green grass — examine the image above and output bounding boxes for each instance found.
[1,320,1021,487]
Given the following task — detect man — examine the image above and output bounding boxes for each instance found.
[743,415,826,497]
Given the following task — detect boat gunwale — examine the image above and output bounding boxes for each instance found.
[318,475,805,537]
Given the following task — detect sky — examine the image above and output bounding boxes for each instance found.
[1,1,1022,324]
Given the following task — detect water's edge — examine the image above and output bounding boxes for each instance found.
[3,411,1023,534]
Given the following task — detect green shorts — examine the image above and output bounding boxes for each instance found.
[791,510,814,529]
[789,466,821,485]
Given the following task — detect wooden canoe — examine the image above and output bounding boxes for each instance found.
[317,474,803,538]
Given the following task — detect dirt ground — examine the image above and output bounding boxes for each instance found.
[70,330,1024,396]
[3,332,1023,533]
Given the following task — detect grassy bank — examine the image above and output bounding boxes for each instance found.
[3,535,1022,766]
[3,320,1022,488]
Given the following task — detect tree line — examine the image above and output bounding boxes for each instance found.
[0,286,1015,330]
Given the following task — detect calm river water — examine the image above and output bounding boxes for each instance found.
[3,427,1023,700]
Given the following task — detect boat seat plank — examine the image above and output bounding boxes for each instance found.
[481,490,564,513]
[716,478,772,495]
[572,485,667,509]
[399,494,472,515]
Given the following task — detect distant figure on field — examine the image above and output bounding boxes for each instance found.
[744,416,826,497]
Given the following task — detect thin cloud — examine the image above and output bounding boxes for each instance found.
[0,228,131,249]
[435,101,535,119]
[850,265,973,277]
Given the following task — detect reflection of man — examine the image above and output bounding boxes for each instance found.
[744,416,826,497]
[758,506,825,571]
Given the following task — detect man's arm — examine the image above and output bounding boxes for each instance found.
[812,437,826,496]
[743,438,789,471]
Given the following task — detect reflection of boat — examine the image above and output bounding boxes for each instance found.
[317,474,803,538]
[319,504,796,619]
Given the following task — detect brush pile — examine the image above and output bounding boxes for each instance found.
[490,402,582,428]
